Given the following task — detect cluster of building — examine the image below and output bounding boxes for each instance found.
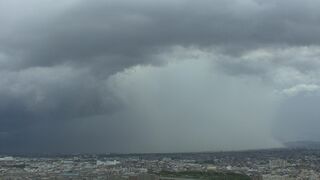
[0,148,320,179]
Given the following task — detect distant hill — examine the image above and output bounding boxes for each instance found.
[284,141,320,149]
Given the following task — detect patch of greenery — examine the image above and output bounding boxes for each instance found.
[158,171,250,180]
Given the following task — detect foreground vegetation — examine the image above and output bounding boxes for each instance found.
[158,171,250,180]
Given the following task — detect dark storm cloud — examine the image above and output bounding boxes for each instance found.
[1,0,320,152]
[0,67,117,121]
[3,0,320,69]
[0,67,120,152]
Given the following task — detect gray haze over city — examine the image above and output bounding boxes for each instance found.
[1,0,320,153]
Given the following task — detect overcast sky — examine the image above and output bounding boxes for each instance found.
[1,0,320,153]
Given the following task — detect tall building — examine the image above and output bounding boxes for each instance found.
[269,159,287,169]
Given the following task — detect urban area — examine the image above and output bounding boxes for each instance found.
[1,147,320,180]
